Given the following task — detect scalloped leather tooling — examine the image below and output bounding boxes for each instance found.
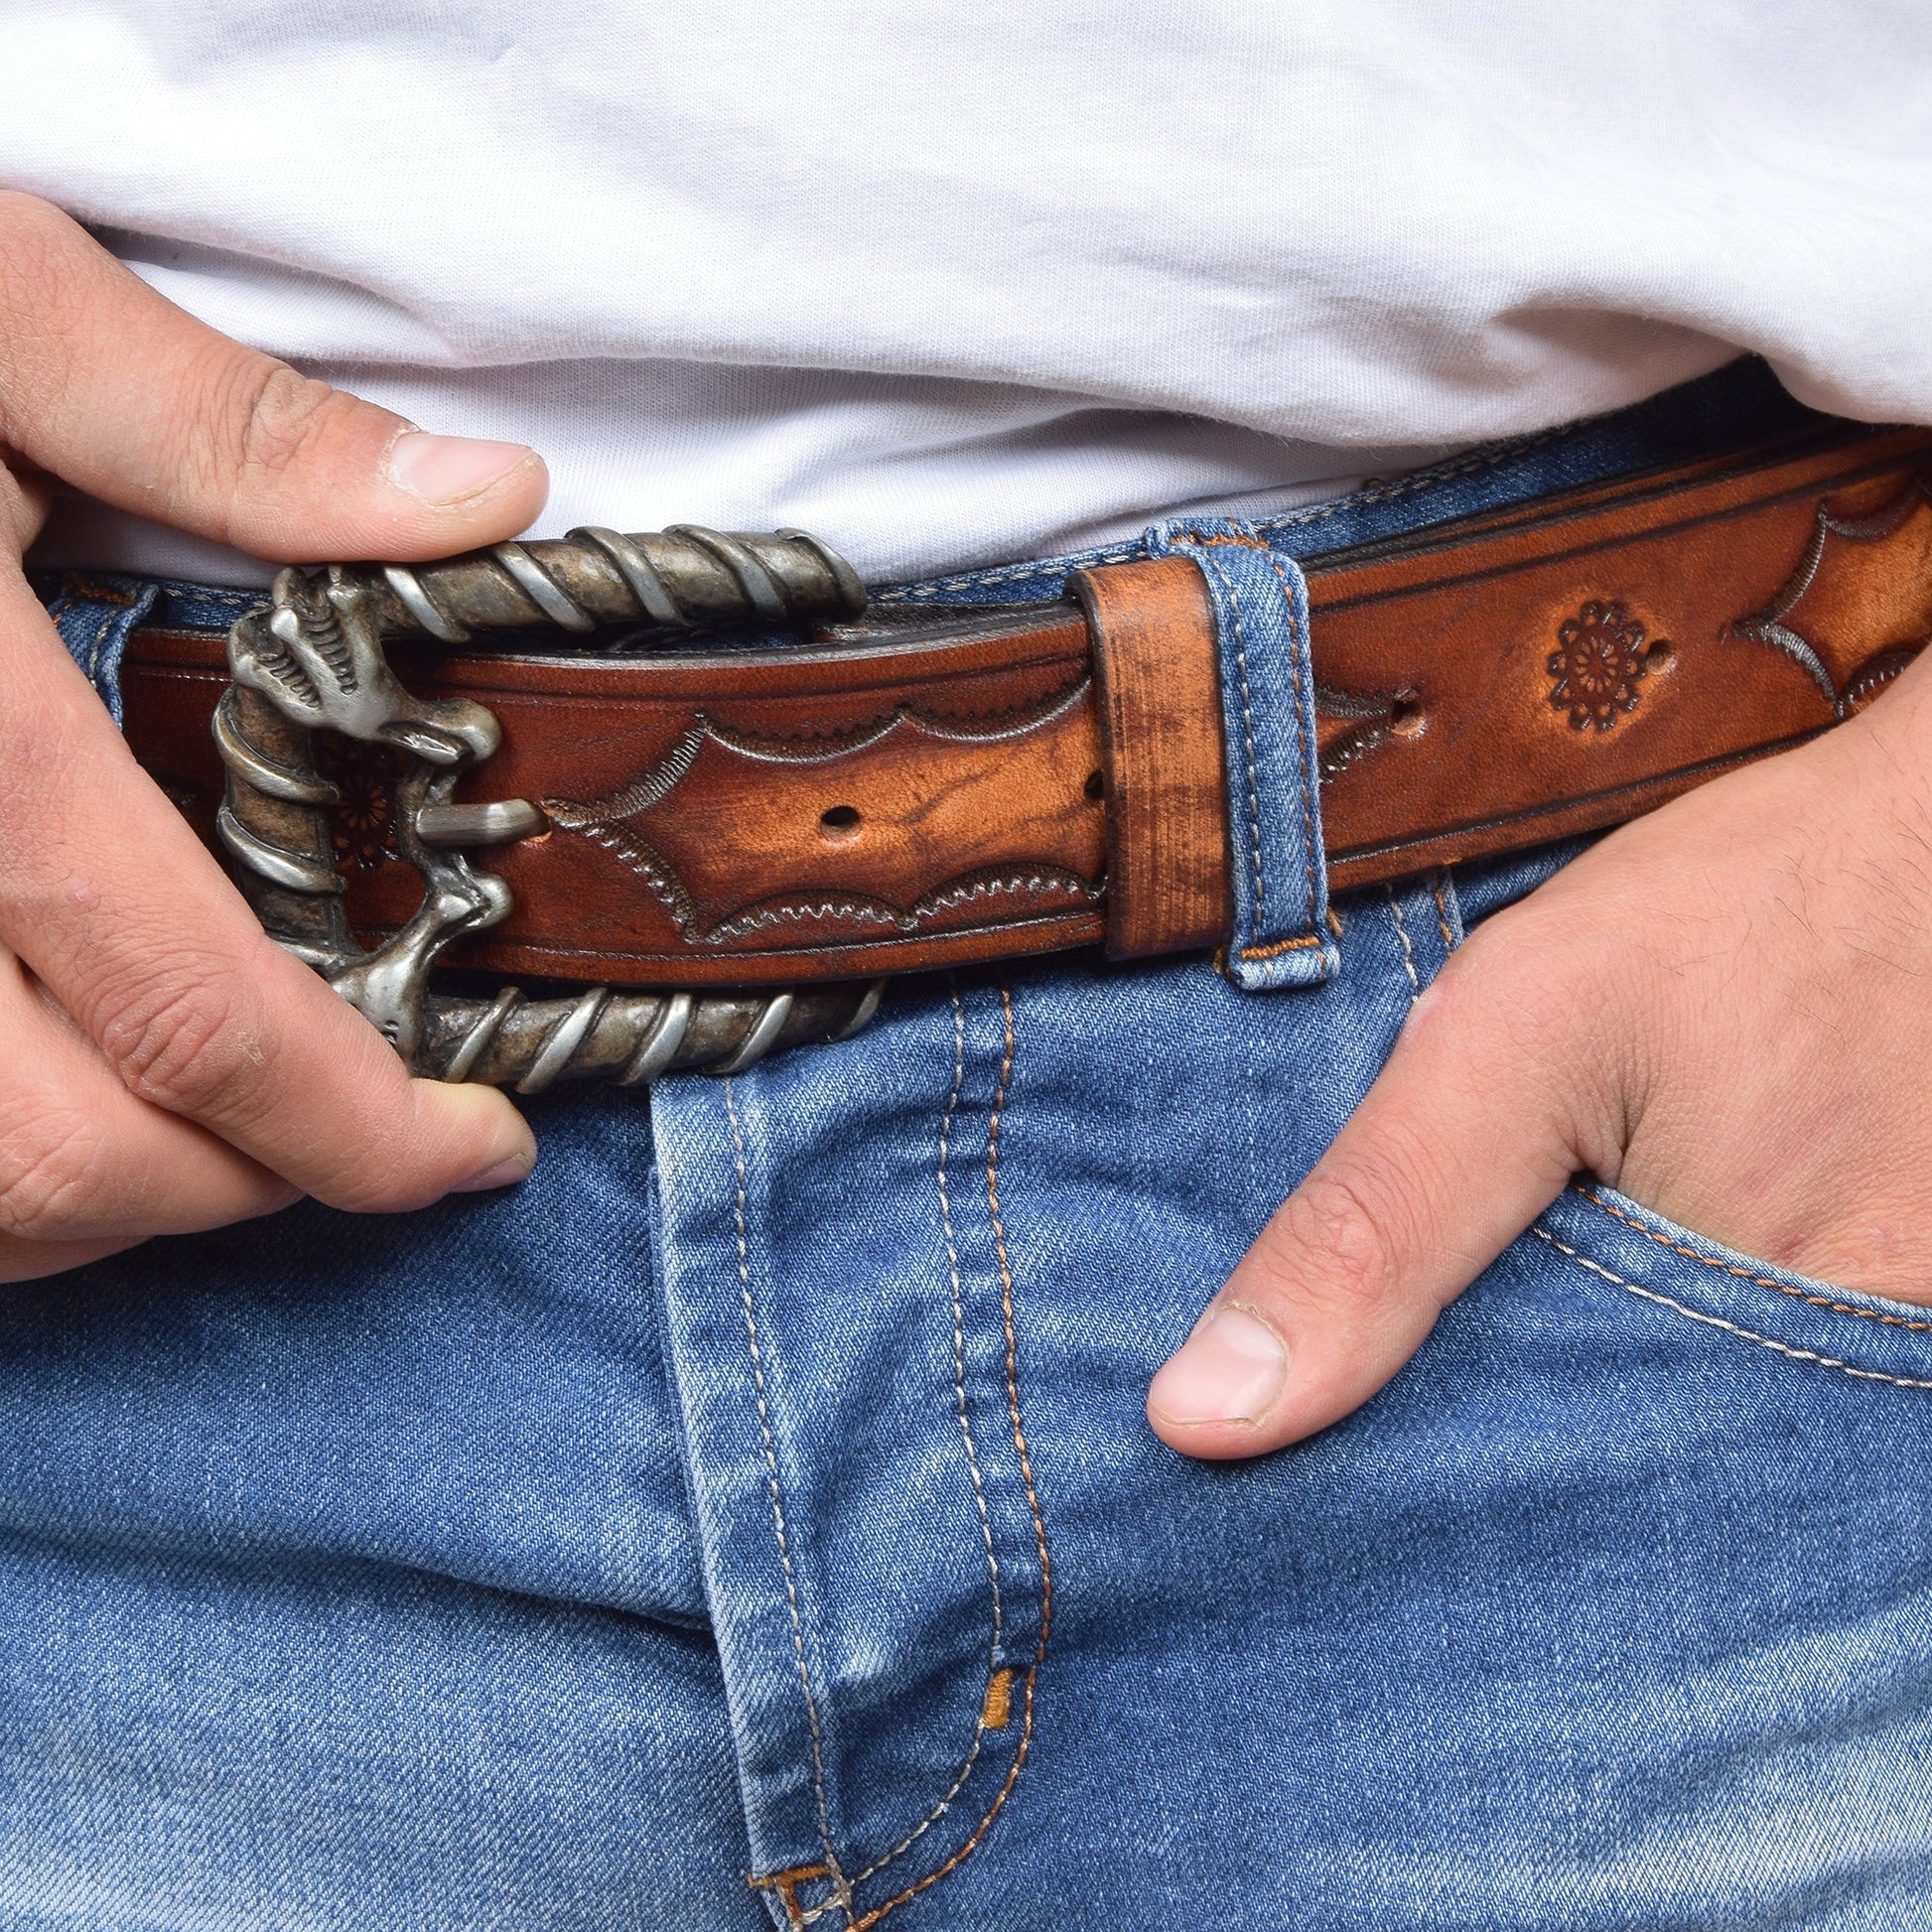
[120,422,1932,987]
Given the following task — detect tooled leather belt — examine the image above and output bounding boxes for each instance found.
[119,420,1932,1087]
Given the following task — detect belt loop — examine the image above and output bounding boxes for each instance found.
[1143,517,1338,990]
[37,571,162,726]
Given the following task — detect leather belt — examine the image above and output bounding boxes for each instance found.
[118,420,1932,1074]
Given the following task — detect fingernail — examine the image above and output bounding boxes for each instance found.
[1148,1304,1288,1428]
[454,1151,534,1193]
[386,432,533,506]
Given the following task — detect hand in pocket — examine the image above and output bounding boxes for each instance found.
[1152,656,1932,1455]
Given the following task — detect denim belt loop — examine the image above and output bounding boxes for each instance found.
[1142,516,1338,990]
[37,571,161,725]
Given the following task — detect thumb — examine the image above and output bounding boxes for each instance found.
[0,192,545,564]
[1149,937,1605,1459]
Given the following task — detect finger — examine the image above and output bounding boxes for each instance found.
[0,949,301,1241]
[1148,921,1612,1458]
[0,1230,147,1286]
[0,192,546,563]
[0,569,536,1210]
[1,447,53,552]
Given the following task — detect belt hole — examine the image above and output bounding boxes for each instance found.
[820,803,862,840]
[1389,692,1426,738]
[1644,638,1675,672]
[1083,768,1105,803]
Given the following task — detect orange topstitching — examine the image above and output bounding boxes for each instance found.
[1577,1185,1932,1333]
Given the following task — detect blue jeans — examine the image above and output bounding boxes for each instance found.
[15,360,1932,1929]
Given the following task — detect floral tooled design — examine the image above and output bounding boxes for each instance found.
[1548,599,1656,732]
[314,736,402,870]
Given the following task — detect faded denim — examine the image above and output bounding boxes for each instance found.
[12,360,1932,1929]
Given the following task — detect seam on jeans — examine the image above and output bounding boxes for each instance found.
[881,424,1570,603]
[823,991,1007,1902]
[1237,933,1324,960]
[1432,876,1458,952]
[940,988,1005,1679]
[1253,425,1569,532]
[1532,1225,1932,1389]
[63,601,123,686]
[991,986,1053,1685]
[62,576,137,608]
[1259,545,1321,936]
[1173,528,1268,548]
[1576,1185,1932,1333]
[848,984,1053,1932]
[1192,549,1268,938]
[725,1082,851,1920]
[887,541,1143,600]
[752,1864,833,1929]
[1385,887,1421,997]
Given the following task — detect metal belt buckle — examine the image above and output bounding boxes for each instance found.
[213,526,884,1088]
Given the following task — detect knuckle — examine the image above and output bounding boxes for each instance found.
[0,1110,105,1241]
[1267,1157,1418,1315]
[90,961,270,1119]
[221,360,351,496]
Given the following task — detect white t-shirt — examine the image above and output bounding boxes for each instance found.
[8,1,1931,586]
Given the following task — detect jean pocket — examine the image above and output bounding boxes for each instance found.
[1532,1181,1932,1397]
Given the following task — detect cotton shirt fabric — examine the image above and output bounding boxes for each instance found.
[7,0,1932,584]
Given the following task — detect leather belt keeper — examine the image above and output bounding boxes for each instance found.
[120,420,1932,988]
[1072,556,1229,959]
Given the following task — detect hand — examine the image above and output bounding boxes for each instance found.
[1150,648,1932,1457]
[0,192,549,1281]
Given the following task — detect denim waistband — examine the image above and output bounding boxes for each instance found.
[872,355,1821,609]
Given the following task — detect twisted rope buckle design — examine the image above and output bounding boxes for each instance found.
[214,525,884,1089]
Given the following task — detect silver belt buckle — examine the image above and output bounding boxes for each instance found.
[214,526,882,1089]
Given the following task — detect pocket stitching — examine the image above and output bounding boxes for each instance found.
[1578,1184,1932,1334]
[1533,1223,1932,1391]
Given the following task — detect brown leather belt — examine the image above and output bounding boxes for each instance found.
[122,420,1932,1000]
